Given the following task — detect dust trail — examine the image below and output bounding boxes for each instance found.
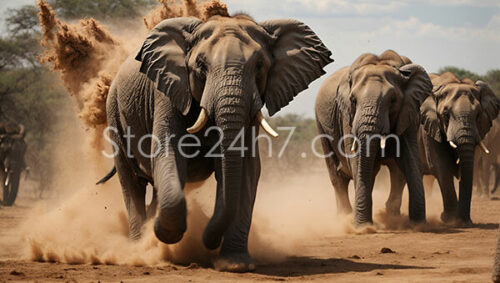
[143,0,228,30]
[37,0,228,150]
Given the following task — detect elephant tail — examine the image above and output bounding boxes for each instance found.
[96,166,116,185]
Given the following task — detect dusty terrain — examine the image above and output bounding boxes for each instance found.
[0,170,499,283]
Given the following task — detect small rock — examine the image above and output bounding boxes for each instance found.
[186,263,199,269]
[380,247,395,254]
[143,271,150,275]
[349,255,361,259]
[376,272,383,276]
[10,270,24,276]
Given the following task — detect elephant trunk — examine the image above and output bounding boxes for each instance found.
[451,116,477,222]
[457,142,475,223]
[203,68,247,249]
[353,105,380,225]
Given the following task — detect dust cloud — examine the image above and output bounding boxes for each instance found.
[18,0,450,269]
[18,129,449,266]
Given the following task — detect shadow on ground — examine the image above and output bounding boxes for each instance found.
[256,256,433,277]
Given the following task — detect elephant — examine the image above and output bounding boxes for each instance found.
[386,72,500,224]
[99,14,332,272]
[315,50,431,226]
[474,117,500,197]
[0,122,27,206]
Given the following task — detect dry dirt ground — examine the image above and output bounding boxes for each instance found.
[0,187,499,282]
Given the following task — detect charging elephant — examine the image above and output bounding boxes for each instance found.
[386,72,500,224]
[474,117,500,197]
[315,50,430,225]
[0,123,27,206]
[100,14,332,272]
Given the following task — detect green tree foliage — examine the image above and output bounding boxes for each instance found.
[439,66,500,97]
[485,70,500,97]
[438,66,484,82]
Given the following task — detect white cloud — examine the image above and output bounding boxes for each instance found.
[367,16,500,43]
[285,0,406,16]
[415,0,500,7]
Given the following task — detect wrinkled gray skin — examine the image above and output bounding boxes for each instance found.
[474,118,500,196]
[0,123,27,206]
[386,72,500,224]
[106,15,332,272]
[315,50,430,225]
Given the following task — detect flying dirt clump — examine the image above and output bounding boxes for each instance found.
[37,0,128,150]
[38,0,229,150]
[144,0,229,30]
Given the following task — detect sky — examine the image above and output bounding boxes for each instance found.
[1,0,499,117]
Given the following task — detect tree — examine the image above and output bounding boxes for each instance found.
[485,70,500,97]
[0,5,68,197]
[438,66,484,82]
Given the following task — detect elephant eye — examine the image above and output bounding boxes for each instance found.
[196,55,207,75]
[256,60,263,71]
[442,108,450,119]
[350,96,357,107]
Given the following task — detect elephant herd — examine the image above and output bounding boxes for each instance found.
[96,13,500,273]
[0,122,27,206]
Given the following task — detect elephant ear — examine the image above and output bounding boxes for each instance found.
[395,64,433,136]
[476,81,500,139]
[420,95,442,142]
[135,17,202,115]
[259,19,333,116]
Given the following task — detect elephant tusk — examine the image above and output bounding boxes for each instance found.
[479,141,490,155]
[380,135,386,150]
[187,108,208,134]
[351,140,358,153]
[256,111,279,138]
[449,141,458,149]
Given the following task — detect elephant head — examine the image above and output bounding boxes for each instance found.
[338,50,431,224]
[421,72,500,222]
[135,15,332,248]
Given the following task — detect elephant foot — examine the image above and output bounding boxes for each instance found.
[386,206,401,216]
[154,218,185,244]
[456,217,473,228]
[212,253,256,273]
[440,211,455,224]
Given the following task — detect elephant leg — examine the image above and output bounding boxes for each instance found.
[492,164,500,195]
[396,137,426,222]
[153,148,188,245]
[115,153,148,240]
[146,188,158,220]
[434,170,458,223]
[213,153,259,273]
[319,133,352,214]
[333,176,352,215]
[423,175,435,198]
[386,160,405,216]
